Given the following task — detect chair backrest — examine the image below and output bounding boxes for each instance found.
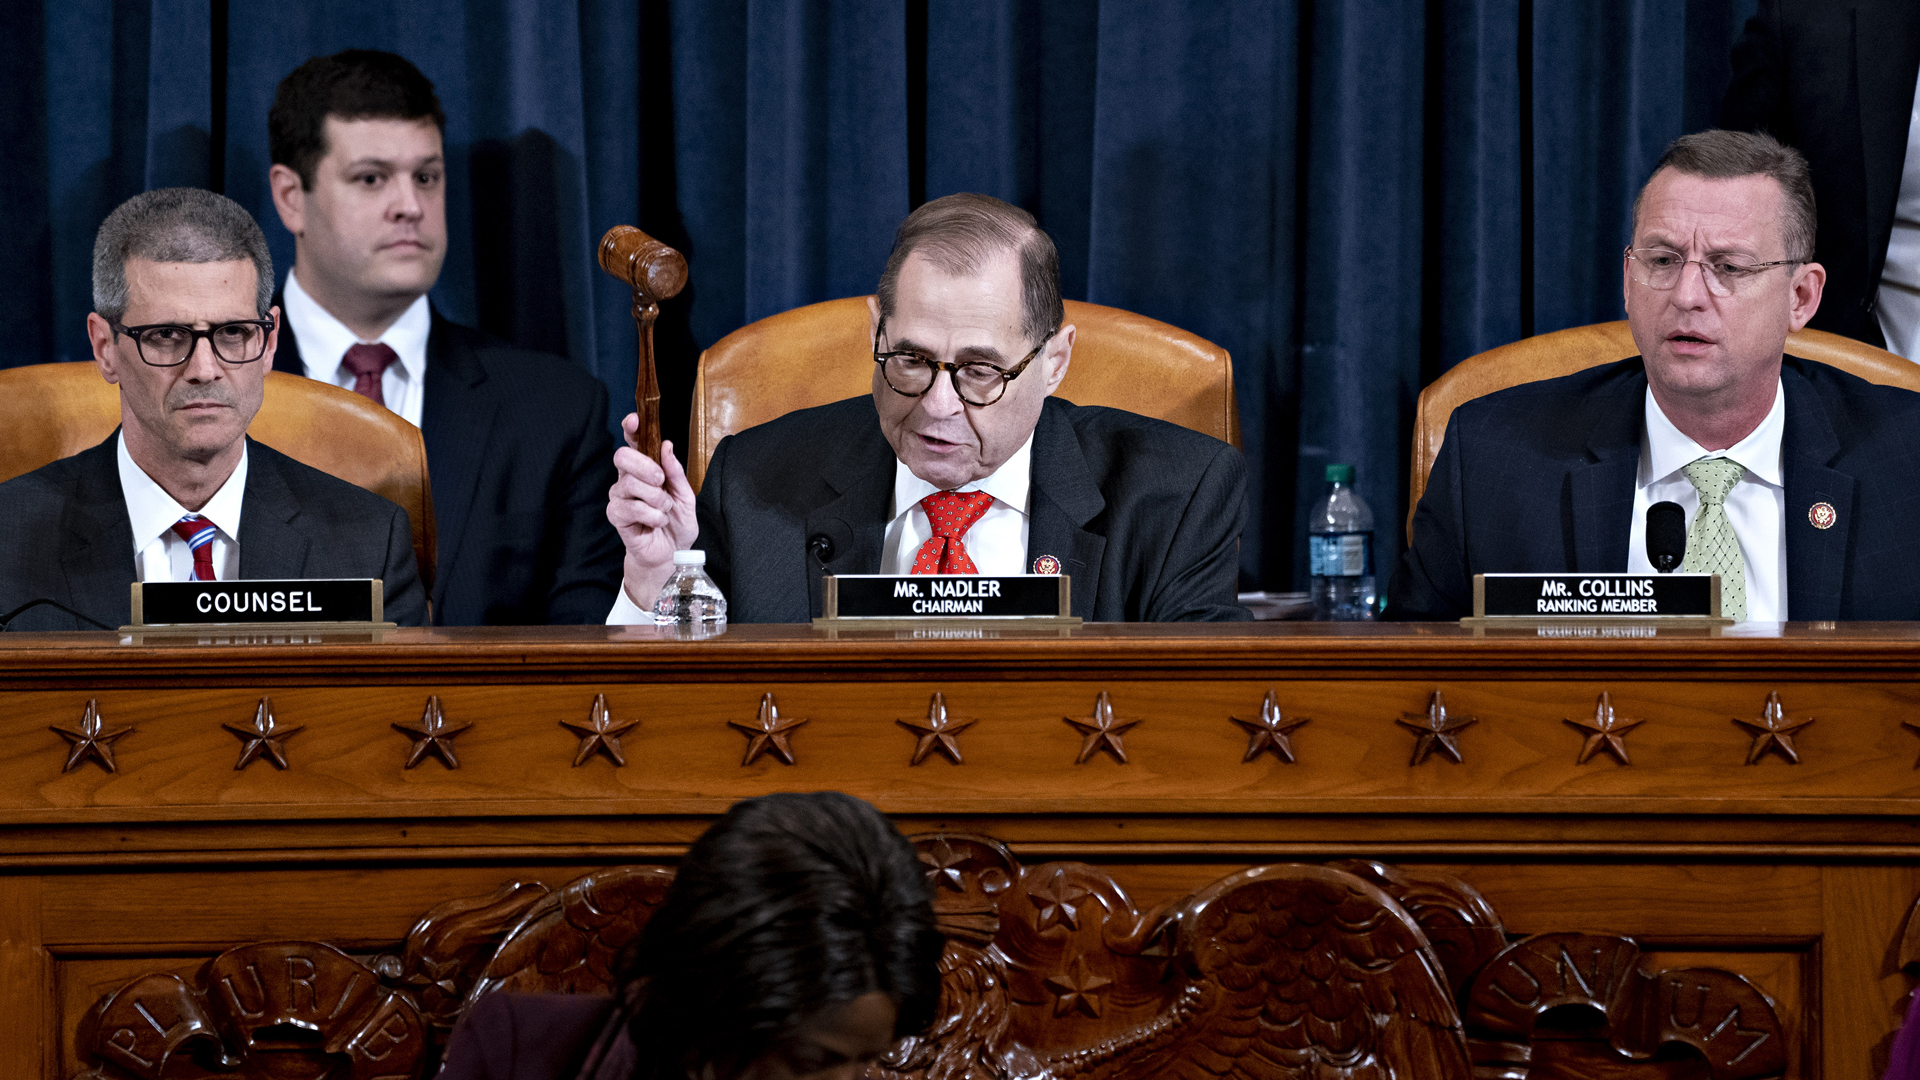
[687,296,1240,490]
[0,362,438,589]
[1407,321,1920,541]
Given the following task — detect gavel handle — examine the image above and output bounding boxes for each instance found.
[596,225,688,463]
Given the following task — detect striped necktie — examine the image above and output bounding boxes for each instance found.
[170,515,217,582]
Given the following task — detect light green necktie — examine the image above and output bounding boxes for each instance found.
[1682,457,1747,621]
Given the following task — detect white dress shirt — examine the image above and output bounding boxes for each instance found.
[1877,64,1920,360]
[605,434,1037,624]
[282,269,432,427]
[117,431,247,583]
[1626,382,1786,622]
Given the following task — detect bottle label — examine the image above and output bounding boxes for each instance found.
[1310,532,1372,577]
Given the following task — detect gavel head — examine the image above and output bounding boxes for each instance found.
[598,225,688,304]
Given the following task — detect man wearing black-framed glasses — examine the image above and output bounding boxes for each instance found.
[0,187,425,631]
[604,192,1249,623]
[1392,129,1920,623]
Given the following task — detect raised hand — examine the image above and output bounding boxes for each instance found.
[606,414,698,607]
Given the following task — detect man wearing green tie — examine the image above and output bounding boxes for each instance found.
[1392,129,1920,622]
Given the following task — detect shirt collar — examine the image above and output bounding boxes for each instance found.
[1640,378,1786,489]
[117,431,249,552]
[282,268,431,384]
[891,431,1035,519]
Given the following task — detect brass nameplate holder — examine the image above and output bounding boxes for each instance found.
[815,574,1078,629]
[1461,572,1732,630]
[125,579,394,634]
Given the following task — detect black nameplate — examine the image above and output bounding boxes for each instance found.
[1476,573,1718,618]
[133,579,381,625]
[828,575,1069,619]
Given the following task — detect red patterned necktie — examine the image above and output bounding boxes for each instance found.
[912,490,996,574]
[170,515,217,582]
[342,342,399,407]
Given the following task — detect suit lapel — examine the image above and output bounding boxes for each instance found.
[236,443,313,579]
[1858,1,1920,283]
[420,310,496,611]
[58,439,138,626]
[1025,401,1106,619]
[1567,381,1642,573]
[803,408,894,616]
[1780,367,1852,620]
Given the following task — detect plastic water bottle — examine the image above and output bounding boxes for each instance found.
[653,550,728,625]
[1308,464,1376,620]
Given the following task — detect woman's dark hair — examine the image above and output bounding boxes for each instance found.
[614,792,943,1079]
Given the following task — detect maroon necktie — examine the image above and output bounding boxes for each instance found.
[169,515,217,582]
[911,491,996,574]
[342,343,399,407]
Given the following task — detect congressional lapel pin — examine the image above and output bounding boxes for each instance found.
[1032,555,1062,575]
[1808,502,1836,530]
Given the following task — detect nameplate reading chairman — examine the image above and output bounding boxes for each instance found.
[604,193,1249,623]
[1391,130,1920,622]
[0,188,426,631]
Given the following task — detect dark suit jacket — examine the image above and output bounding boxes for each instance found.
[0,435,426,631]
[273,307,623,625]
[695,395,1250,622]
[439,993,628,1080]
[1388,356,1920,621]
[1723,0,1920,345]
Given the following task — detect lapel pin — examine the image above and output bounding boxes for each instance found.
[1032,555,1061,575]
[1808,502,1836,530]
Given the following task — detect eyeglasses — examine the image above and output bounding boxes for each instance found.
[1625,247,1799,298]
[873,316,1057,408]
[109,317,275,367]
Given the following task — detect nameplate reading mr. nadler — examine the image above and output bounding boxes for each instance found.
[826,575,1070,619]
[1474,573,1719,618]
[131,579,382,626]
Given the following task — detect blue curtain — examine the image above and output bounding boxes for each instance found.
[3,0,1759,590]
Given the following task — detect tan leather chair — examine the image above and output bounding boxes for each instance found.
[687,297,1239,490]
[0,362,438,589]
[1407,320,1920,541]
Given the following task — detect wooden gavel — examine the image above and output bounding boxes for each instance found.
[597,225,688,463]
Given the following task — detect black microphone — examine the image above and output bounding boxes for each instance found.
[808,520,853,567]
[0,598,115,631]
[1646,501,1686,573]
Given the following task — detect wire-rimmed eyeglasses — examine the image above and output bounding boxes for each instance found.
[1625,246,1800,298]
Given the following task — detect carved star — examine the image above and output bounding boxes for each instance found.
[919,840,971,892]
[1396,691,1477,765]
[1734,691,1813,765]
[730,693,808,766]
[223,697,302,770]
[1045,956,1113,1018]
[561,694,639,767]
[1065,692,1140,764]
[897,693,977,765]
[392,696,471,770]
[1230,689,1310,763]
[50,699,132,773]
[1563,692,1644,766]
[1028,868,1090,932]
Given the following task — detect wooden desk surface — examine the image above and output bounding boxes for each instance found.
[5,623,1918,1077]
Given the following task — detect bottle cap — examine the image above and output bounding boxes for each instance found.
[672,549,707,565]
[1325,464,1355,484]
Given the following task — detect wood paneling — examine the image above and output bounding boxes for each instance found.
[4,624,1919,1078]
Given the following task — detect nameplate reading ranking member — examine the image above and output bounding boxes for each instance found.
[1475,573,1720,618]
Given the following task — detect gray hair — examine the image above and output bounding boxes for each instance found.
[876,193,1063,345]
[92,188,274,321]
[1634,129,1818,263]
